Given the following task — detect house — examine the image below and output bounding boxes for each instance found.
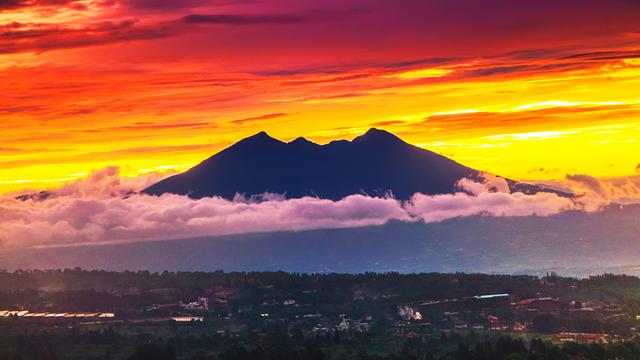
[171,316,204,323]
[515,297,561,313]
[513,322,527,331]
[557,332,609,344]
[473,294,510,308]
[337,315,351,331]
[179,297,210,311]
[404,330,420,338]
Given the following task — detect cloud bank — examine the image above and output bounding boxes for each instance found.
[2,167,637,249]
[564,174,640,210]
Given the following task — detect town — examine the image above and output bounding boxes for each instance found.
[2,269,640,359]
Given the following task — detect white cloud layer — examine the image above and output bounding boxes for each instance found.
[537,174,640,211]
[1,167,636,249]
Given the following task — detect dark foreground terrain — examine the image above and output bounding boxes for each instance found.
[2,270,640,359]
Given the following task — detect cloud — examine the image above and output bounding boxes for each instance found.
[231,112,287,125]
[60,107,97,116]
[370,120,406,127]
[9,166,174,199]
[414,103,639,140]
[181,8,368,25]
[121,0,268,11]
[0,18,178,54]
[560,50,640,62]
[0,8,368,54]
[534,173,640,211]
[0,146,22,153]
[90,121,215,132]
[408,174,573,223]
[0,0,85,11]
[566,174,606,197]
[377,48,640,85]
[54,166,172,198]
[385,57,459,69]
[563,174,640,210]
[0,167,587,249]
[1,188,410,248]
[181,14,305,25]
[408,190,572,223]
[0,144,216,169]
[0,105,43,114]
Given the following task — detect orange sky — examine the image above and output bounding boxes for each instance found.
[2,0,640,194]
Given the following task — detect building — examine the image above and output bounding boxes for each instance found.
[171,316,204,323]
[557,332,609,344]
[472,294,510,308]
[515,297,561,313]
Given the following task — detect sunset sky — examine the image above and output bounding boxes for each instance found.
[2,0,640,194]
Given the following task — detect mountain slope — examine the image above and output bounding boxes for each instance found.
[144,128,483,200]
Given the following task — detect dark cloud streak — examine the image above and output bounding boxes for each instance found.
[0,0,80,11]
[0,18,177,54]
[0,8,368,54]
[231,113,286,125]
[182,14,305,25]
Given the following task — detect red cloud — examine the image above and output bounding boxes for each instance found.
[231,113,287,125]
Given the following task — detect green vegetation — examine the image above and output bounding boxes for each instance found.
[2,269,640,359]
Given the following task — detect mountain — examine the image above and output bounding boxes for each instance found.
[144,128,560,200]
[3,204,638,277]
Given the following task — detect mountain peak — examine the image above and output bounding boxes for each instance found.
[289,136,313,144]
[353,128,405,145]
[235,131,282,146]
[288,136,320,150]
[252,130,275,140]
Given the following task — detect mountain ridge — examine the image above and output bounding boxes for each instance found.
[143,128,566,200]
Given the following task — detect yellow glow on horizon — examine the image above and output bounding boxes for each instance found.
[487,130,582,141]
[387,68,454,79]
[623,58,640,66]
